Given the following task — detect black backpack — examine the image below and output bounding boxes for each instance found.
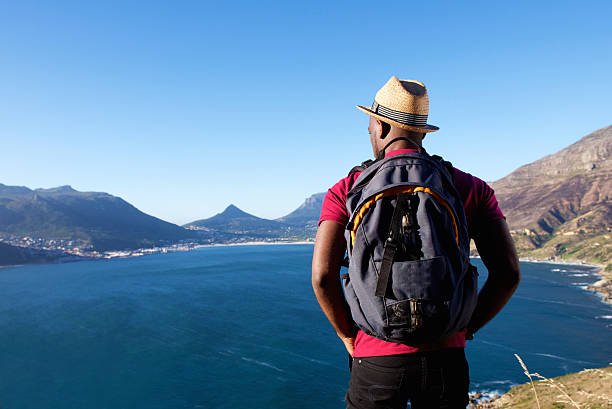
[342,152,478,345]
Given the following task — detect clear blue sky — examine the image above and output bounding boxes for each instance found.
[1,1,610,225]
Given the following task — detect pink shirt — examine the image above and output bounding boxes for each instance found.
[319,149,505,357]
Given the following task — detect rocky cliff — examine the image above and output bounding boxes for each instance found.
[490,126,612,268]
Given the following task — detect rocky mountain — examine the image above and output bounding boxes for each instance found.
[276,193,325,236]
[490,125,612,266]
[0,184,197,251]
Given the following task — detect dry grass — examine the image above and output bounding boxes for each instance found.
[514,354,544,409]
[514,354,580,408]
[489,356,612,409]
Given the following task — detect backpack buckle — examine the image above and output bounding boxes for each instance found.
[385,237,398,249]
[410,300,423,328]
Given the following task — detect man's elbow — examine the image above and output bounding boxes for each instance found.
[508,264,521,289]
[311,267,327,290]
[499,259,521,291]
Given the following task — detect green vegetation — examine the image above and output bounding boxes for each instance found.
[513,231,612,265]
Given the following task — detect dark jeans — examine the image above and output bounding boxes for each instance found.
[345,348,469,409]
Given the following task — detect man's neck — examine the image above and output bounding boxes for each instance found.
[382,139,422,152]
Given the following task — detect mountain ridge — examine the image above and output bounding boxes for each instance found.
[0,184,196,251]
[490,125,611,266]
[487,125,611,301]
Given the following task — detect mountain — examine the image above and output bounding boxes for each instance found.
[276,192,325,236]
[185,204,290,239]
[184,196,327,242]
[490,125,612,266]
[277,192,325,225]
[0,184,197,251]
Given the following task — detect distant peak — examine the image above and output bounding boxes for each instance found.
[0,183,33,195]
[220,204,250,217]
[36,185,77,193]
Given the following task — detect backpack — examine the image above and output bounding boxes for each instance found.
[342,152,478,345]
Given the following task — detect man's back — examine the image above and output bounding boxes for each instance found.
[311,76,520,409]
[319,148,505,357]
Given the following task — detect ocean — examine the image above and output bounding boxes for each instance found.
[0,244,610,408]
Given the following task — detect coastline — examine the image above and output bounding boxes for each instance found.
[0,240,315,269]
[518,257,610,304]
[472,255,610,304]
[202,240,314,247]
[518,257,605,270]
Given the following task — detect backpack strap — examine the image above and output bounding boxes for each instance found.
[431,154,455,183]
[348,159,376,176]
[375,192,413,297]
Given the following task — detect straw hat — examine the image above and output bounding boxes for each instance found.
[357,76,439,133]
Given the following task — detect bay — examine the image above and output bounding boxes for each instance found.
[0,244,610,408]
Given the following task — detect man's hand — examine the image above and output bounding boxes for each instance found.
[340,335,356,356]
[312,220,356,350]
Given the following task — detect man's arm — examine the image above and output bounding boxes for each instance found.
[466,218,521,339]
[312,220,357,355]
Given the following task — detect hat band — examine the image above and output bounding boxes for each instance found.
[372,101,428,127]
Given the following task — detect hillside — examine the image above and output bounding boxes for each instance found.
[485,366,612,409]
[0,184,196,251]
[490,126,611,268]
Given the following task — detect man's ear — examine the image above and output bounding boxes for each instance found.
[380,120,391,139]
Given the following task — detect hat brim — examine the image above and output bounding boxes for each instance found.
[356,105,439,133]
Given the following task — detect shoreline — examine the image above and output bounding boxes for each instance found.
[518,257,604,270]
[518,257,610,304]
[0,240,315,269]
[472,255,610,304]
[201,240,314,248]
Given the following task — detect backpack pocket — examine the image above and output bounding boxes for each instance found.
[378,256,452,342]
[386,256,452,301]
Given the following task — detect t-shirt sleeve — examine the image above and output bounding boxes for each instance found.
[470,176,505,232]
[318,173,359,226]
[452,168,505,236]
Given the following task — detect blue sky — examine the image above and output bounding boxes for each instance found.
[1,1,611,225]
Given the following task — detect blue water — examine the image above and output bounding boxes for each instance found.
[0,244,610,408]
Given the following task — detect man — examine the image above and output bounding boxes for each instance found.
[312,76,520,409]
